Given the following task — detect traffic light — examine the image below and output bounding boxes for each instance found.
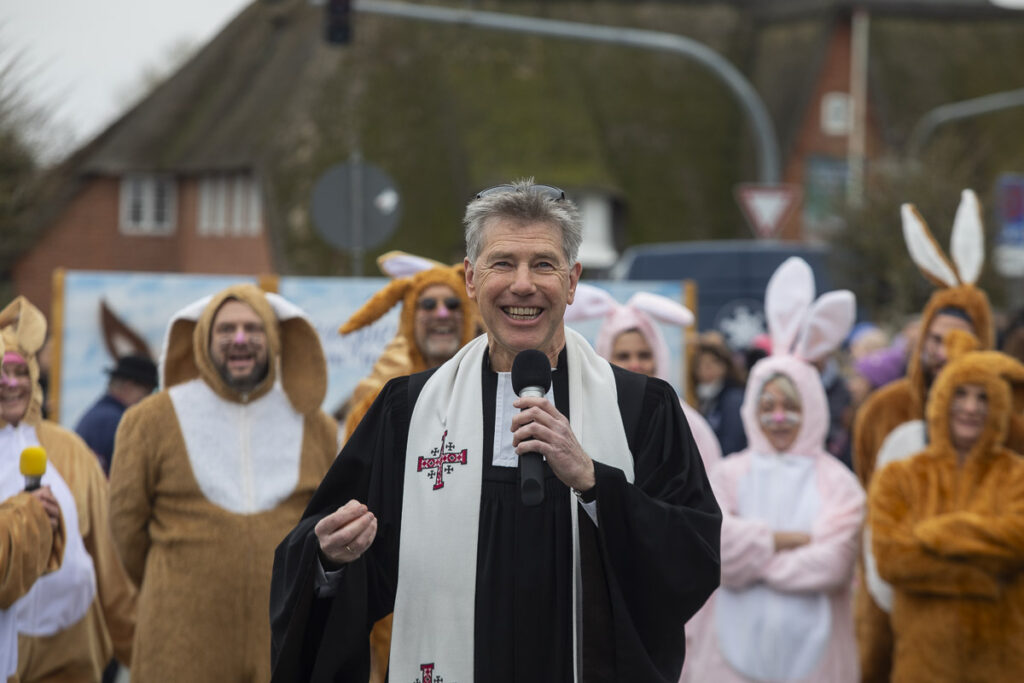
[326,0,352,45]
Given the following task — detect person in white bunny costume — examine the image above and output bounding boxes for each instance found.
[566,284,722,471]
[682,257,865,683]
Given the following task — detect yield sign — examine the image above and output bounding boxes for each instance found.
[735,184,802,238]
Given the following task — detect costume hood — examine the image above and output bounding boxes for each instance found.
[338,254,478,374]
[901,190,993,411]
[0,296,48,427]
[740,258,856,455]
[161,284,326,414]
[566,283,693,382]
[925,330,1024,462]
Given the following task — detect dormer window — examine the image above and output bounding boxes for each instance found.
[119,174,177,235]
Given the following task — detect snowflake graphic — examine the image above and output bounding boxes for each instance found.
[718,303,766,350]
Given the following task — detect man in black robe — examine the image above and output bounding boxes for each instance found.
[270,180,722,683]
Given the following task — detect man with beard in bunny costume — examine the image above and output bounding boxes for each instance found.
[683,258,864,683]
[109,284,337,683]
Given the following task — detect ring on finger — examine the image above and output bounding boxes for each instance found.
[346,544,354,554]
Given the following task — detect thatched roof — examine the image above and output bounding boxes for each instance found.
[14,0,1024,277]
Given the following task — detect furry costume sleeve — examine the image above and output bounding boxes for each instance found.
[870,461,1002,599]
[760,461,864,594]
[109,398,158,585]
[711,457,776,589]
[0,492,63,608]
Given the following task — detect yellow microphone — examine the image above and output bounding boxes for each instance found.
[20,445,47,491]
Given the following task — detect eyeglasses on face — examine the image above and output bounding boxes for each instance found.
[417,296,461,312]
[474,184,566,201]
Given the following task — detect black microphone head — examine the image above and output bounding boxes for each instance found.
[511,349,552,396]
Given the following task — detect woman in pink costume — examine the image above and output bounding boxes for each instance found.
[683,258,864,682]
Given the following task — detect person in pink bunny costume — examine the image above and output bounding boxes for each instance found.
[566,285,722,471]
[682,257,865,683]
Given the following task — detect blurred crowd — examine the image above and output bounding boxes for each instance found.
[4,188,1024,683]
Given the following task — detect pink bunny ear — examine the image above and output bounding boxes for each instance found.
[565,283,618,322]
[794,290,856,362]
[376,250,446,278]
[765,257,815,355]
[626,291,694,328]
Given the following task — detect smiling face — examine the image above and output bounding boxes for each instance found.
[611,329,656,376]
[413,283,465,368]
[757,375,803,453]
[0,356,32,425]
[464,218,581,372]
[209,299,269,393]
[949,382,989,455]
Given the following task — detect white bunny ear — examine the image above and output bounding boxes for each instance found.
[626,291,694,328]
[950,189,984,286]
[565,283,618,322]
[376,250,445,278]
[766,257,816,355]
[794,290,856,362]
[901,204,959,288]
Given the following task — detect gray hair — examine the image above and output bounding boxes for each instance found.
[463,178,583,265]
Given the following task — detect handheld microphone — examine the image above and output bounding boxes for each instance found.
[511,349,552,507]
[20,445,47,492]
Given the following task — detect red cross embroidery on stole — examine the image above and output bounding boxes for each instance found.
[417,662,441,682]
[417,430,468,490]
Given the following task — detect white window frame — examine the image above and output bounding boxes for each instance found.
[198,173,263,237]
[119,174,177,235]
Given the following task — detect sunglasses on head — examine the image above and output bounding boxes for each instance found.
[474,184,566,201]
[417,296,461,312]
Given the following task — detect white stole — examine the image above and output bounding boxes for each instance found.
[390,329,635,683]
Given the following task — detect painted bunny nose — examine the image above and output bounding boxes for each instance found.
[1,375,20,388]
[233,329,247,344]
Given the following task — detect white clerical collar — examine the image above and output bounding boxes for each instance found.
[493,371,555,468]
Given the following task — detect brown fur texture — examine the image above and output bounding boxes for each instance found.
[869,346,1024,682]
[850,283,1017,682]
[340,264,479,439]
[0,493,63,609]
[16,422,138,682]
[109,286,337,682]
[163,283,327,413]
[1,297,137,682]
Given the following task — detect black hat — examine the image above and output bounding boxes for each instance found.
[108,355,158,389]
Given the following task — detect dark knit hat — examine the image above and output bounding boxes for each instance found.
[108,354,158,389]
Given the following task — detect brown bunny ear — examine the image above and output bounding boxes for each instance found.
[0,297,47,356]
[101,299,153,360]
[943,329,981,365]
[339,277,412,335]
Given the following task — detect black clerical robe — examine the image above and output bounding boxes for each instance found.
[270,351,721,683]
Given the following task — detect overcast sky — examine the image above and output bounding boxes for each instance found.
[1,0,252,157]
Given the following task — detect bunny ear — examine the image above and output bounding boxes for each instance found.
[902,204,960,288]
[565,283,618,322]
[794,290,856,362]
[627,291,694,328]
[765,257,816,355]
[950,189,984,286]
[376,250,446,278]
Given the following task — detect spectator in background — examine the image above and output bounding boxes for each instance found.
[683,258,863,683]
[566,283,723,471]
[848,339,908,410]
[75,355,157,475]
[999,307,1024,365]
[692,332,747,455]
[869,331,1024,682]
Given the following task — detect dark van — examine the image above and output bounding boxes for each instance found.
[610,240,834,347]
